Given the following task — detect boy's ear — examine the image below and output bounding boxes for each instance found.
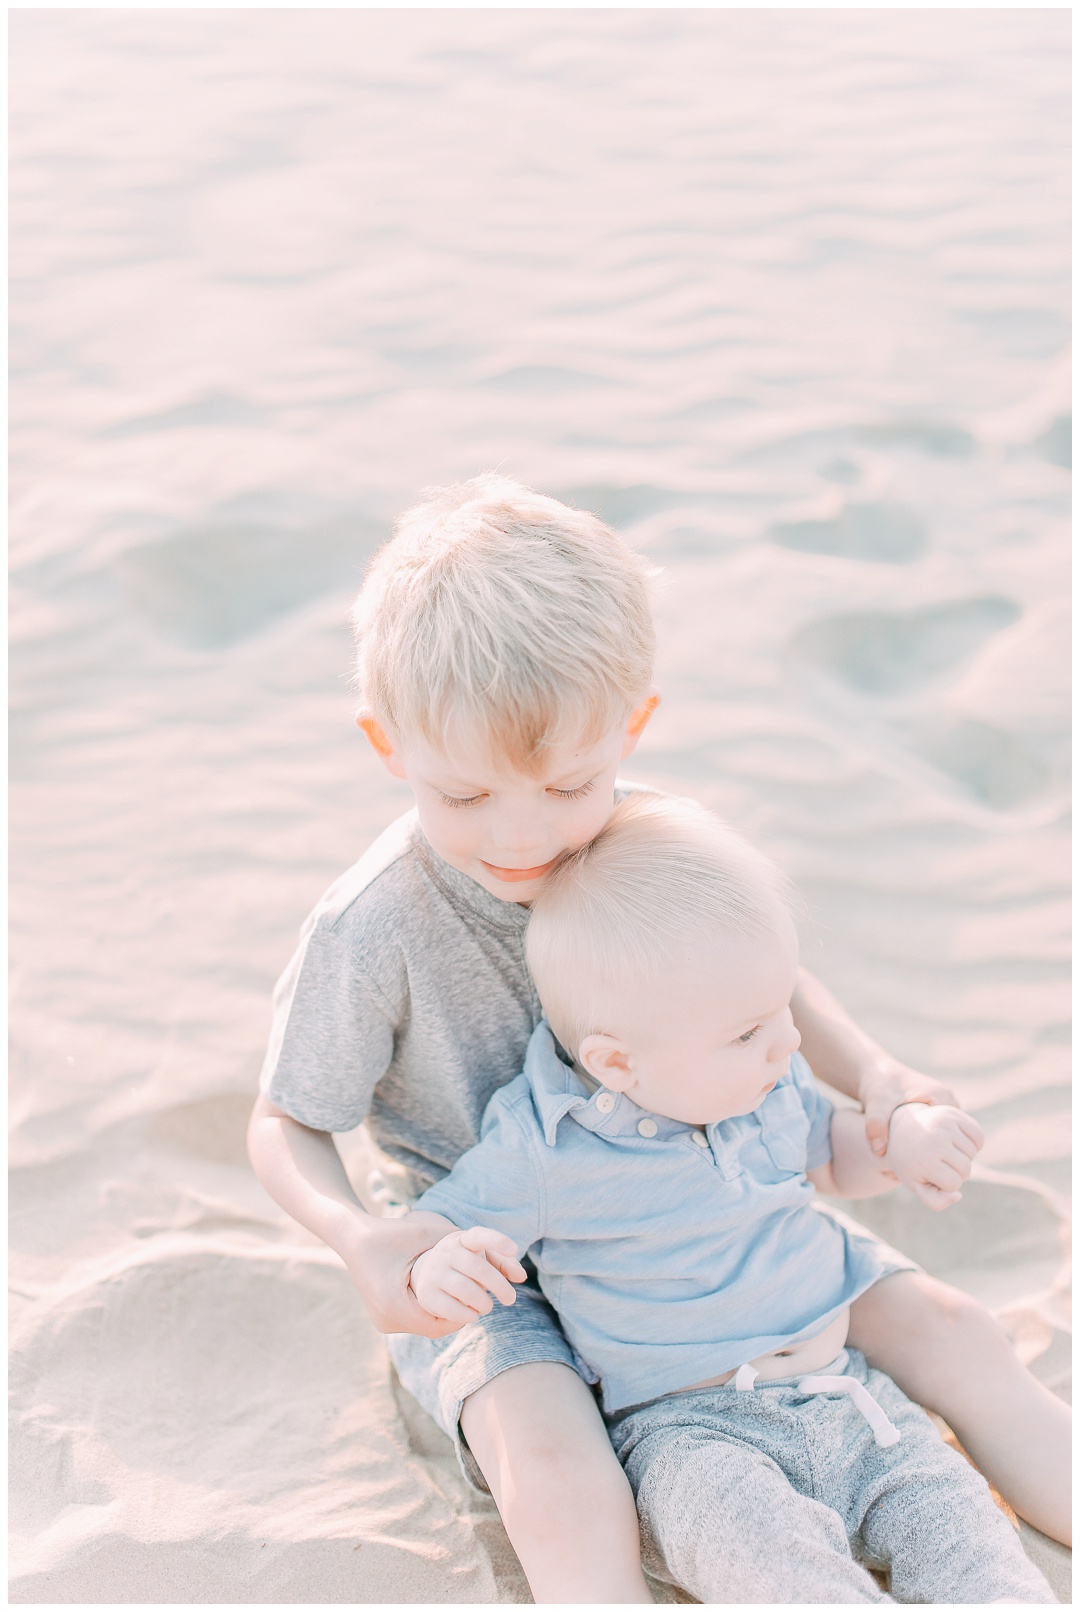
[621,689,661,758]
[357,712,408,780]
[578,1033,635,1093]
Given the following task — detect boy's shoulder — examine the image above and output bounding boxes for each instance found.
[266,810,433,1030]
[303,807,423,937]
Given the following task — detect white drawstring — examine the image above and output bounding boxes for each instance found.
[796,1373,902,1447]
[727,1355,902,1447]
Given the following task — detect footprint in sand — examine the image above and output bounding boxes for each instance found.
[555,482,689,530]
[906,717,1049,811]
[1031,414,1071,470]
[854,421,977,459]
[143,1094,255,1168]
[789,596,1020,697]
[788,598,1050,808]
[771,500,927,564]
[117,498,384,650]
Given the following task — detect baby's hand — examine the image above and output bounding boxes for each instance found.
[860,1058,959,1157]
[409,1226,527,1328]
[885,1103,984,1210]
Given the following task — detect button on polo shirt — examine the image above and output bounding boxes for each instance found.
[637,1117,658,1138]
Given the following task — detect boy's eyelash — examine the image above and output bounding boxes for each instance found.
[736,1026,760,1045]
[438,779,595,808]
[550,780,596,801]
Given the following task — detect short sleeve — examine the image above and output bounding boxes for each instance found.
[415,1080,545,1257]
[260,916,401,1133]
[789,1051,835,1169]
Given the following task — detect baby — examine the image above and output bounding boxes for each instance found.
[406,793,1056,1604]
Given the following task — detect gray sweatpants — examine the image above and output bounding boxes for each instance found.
[606,1350,1056,1604]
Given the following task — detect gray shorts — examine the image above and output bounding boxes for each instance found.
[606,1349,1056,1604]
[386,1269,580,1490]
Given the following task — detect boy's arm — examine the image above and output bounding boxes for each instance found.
[791,967,958,1155]
[808,1102,983,1208]
[247,1092,461,1337]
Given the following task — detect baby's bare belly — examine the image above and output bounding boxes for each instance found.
[673,1308,851,1395]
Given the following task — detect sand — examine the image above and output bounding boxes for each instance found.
[9,10,1070,1604]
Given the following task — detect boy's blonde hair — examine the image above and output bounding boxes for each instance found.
[526,793,795,1056]
[352,475,656,771]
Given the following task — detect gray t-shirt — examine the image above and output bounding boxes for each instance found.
[261,805,548,1190]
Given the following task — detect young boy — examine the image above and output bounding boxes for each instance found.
[407,792,1058,1604]
[248,476,1070,1603]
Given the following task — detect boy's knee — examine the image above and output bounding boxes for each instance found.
[479,1425,634,1535]
[511,1430,628,1505]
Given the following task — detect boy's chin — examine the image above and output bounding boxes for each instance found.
[480,879,537,903]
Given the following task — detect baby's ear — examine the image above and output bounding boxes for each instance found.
[578,1034,634,1092]
[356,712,408,779]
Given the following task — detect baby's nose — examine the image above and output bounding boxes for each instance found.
[770,1023,801,1062]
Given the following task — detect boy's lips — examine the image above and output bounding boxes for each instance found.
[480,857,559,883]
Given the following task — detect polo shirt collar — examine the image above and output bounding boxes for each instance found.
[524,1021,692,1147]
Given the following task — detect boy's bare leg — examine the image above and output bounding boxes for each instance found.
[461,1361,654,1604]
[849,1271,1071,1545]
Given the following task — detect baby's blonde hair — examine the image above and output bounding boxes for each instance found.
[352,475,656,771]
[526,793,795,1056]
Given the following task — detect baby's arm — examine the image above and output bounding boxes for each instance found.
[808,1101,983,1208]
[406,1084,543,1324]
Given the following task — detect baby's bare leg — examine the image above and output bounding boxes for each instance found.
[460,1361,653,1604]
[849,1271,1071,1544]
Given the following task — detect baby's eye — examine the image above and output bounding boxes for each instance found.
[736,1026,760,1045]
[439,792,485,809]
[549,780,596,801]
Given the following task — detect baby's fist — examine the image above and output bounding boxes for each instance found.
[885,1103,984,1210]
[409,1225,526,1328]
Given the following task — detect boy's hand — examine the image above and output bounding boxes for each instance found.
[885,1102,984,1210]
[860,1057,959,1158]
[409,1226,527,1328]
[340,1211,485,1339]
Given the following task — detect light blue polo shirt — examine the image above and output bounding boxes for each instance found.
[417,1022,892,1413]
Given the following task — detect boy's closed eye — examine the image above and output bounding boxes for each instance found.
[439,792,488,808]
[438,779,597,809]
[735,1026,761,1045]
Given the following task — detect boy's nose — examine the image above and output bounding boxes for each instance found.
[489,810,549,856]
